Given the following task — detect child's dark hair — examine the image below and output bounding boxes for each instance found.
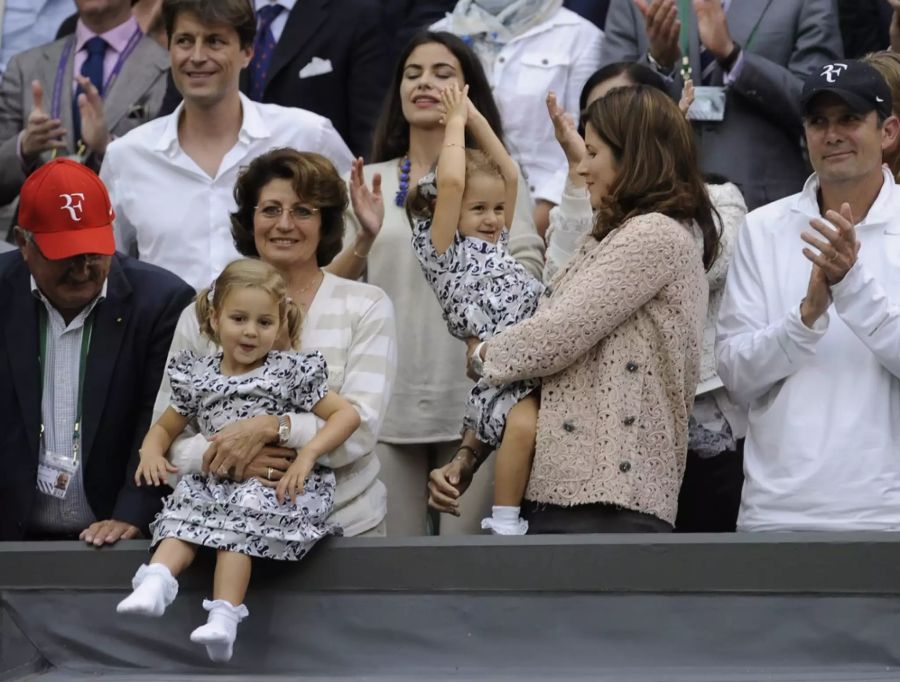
[405,148,504,223]
[195,259,303,349]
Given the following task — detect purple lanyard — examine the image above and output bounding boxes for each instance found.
[50,28,144,121]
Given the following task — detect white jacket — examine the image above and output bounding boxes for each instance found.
[433,8,602,205]
[716,168,900,531]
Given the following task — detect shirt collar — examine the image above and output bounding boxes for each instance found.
[793,166,897,227]
[254,0,297,12]
[155,92,271,154]
[74,14,140,55]
[30,277,108,325]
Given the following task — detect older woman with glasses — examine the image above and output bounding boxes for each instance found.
[152,148,397,537]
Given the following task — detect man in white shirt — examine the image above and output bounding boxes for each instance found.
[716,60,900,531]
[100,0,353,290]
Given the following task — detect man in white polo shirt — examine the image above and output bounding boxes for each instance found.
[717,60,900,531]
[100,0,353,290]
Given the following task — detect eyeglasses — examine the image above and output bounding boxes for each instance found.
[254,204,321,223]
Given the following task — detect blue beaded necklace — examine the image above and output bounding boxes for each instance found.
[394,156,411,207]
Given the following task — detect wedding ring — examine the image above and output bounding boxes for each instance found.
[266,467,273,481]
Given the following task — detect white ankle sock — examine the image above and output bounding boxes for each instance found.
[116,563,178,617]
[481,505,529,535]
[190,599,249,663]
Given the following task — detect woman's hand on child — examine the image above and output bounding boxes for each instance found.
[349,157,384,238]
[135,453,178,487]
[438,83,469,126]
[546,91,586,167]
[275,452,316,504]
[203,415,278,480]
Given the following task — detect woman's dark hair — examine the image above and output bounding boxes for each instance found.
[230,148,348,267]
[371,31,505,162]
[584,86,720,269]
[162,0,256,49]
[578,62,668,130]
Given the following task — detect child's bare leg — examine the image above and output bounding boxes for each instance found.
[481,394,539,536]
[150,537,199,576]
[117,537,196,617]
[191,550,252,662]
[212,550,252,605]
[494,394,539,506]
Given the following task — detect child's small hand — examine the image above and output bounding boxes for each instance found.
[439,83,469,126]
[275,454,315,504]
[679,80,695,117]
[134,452,178,487]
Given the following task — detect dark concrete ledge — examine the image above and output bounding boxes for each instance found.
[2,532,900,594]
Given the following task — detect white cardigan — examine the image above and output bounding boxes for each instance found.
[153,272,398,537]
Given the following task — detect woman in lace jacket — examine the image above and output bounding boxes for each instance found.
[430,86,720,533]
[544,62,749,532]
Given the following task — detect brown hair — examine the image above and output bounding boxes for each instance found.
[196,259,303,349]
[863,51,900,178]
[162,0,256,49]
[231,148,348,267]
[584,86,720,269]
[406,148,503,222]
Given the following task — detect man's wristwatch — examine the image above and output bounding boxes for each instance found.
[277,415,291,445]
[469,341,486,378]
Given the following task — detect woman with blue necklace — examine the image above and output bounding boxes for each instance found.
[336,31,544,536]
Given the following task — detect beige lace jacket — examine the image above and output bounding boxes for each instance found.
[483,212,708,524]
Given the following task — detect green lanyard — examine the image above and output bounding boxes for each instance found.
[677,0,693,82]
[38,309,94,465]
[676,1,765,83]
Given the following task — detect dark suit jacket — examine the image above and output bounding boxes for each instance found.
[838,0,892,58]
[239,0,391,159]
[0,252,194,540]
[564,0,610,28]
[602,0,843,210]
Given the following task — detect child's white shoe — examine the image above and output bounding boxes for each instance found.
[481,505,529,535]
[116,563,178,617]
[190,599,249,663]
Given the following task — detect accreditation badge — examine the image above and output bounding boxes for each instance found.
[36,448,78,499]
[688,86,727,122]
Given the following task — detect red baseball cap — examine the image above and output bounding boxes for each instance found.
[18,158,116,260]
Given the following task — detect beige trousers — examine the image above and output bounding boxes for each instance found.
[375,440,495,536]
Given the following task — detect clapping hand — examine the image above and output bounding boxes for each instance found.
[349,157,384,239]
[634,0,681,70]
[439,83,470,126]
[546,91,586,167]
[75,75,110,156]
[801,203,860,286]
[20,80,67,161]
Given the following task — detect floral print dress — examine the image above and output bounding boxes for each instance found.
[150,350,339,561]
[412,217,544,447]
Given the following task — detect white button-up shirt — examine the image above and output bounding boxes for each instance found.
[716,168,900,531]
[433,8,602,205]
[100,93,354,290]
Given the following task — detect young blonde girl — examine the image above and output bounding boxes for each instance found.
[116,259,360,662]
[409,83,544,535]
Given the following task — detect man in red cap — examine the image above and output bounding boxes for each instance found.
[0,158,194,543]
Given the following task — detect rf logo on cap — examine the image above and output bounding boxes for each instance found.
[59,193,86,221]
[821,63,849,83]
